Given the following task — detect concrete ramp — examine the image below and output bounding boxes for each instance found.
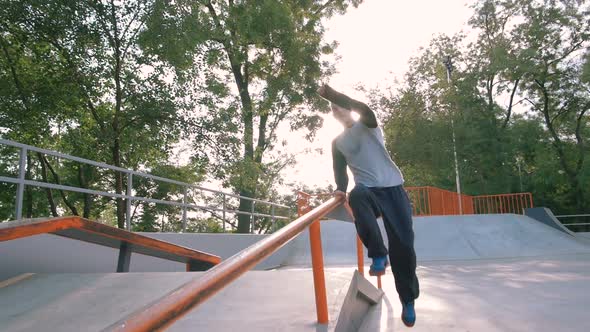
[283,214,590,267]
[0,270,357,332]
[359,254,590,332]
[0,272,198,331]
[414,214,590,260]
[3,213,590,331]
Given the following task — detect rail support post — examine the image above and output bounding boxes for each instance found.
[309,219,329,325]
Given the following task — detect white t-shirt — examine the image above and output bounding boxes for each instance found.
[334,121,404,188]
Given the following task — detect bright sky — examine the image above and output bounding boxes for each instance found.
[284,0,474,191]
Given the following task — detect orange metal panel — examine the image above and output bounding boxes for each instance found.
[0,217,221,266]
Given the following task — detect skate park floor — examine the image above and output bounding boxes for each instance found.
[1,214,590,331]
[359,253,590,332]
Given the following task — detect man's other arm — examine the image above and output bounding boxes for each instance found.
[332,140,348,192]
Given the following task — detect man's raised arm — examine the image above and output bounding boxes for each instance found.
[318,84,378,128]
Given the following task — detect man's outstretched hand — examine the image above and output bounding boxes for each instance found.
[334,190,355,221]
[317,84,330,99]
[333,190,346,200]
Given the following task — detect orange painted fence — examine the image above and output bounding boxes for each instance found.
[405,186,474,216]
[301,187,533,217]
[471,193,534,214]
[404,186,532,216]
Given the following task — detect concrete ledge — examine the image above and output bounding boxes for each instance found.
[525,207,575,236]
[335,270,383,332]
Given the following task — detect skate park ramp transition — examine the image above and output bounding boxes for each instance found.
[282,214,590,332]
[1,213,590,331]
[283,213,590,266]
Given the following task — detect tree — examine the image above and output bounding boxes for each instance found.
[0,0,194,226]
[505,0,590,210]
[374,0,589,214]
[142,0,363,232]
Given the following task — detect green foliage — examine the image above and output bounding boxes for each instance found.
[0,0,361,232]
[140,0,363,232]
[0,0,204,225]
[374,0,589,214]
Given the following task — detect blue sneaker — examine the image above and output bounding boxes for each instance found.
[402,301,416,327]
[368,256,388,276]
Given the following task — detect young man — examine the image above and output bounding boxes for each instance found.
[318,84,419,327]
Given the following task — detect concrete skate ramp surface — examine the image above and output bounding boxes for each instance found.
[414,214,590,260]
[0,273,197,332]
[3,214,590,332]
[0,270,356,332]
[283,214,590,266]
[359,254,590,332]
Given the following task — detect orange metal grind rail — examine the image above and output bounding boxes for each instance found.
[107,195,345,331]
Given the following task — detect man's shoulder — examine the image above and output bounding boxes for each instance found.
[352,121,382,133]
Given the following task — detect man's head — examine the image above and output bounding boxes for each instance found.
[331,103,354,127]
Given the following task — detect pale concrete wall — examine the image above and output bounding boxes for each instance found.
[0,232,297,280]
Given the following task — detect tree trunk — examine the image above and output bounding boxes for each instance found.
[109,0,126,229]
[537,80,584,211]
[78,164,92,218]
[113,139,126,228]
[231,61,258,233]
[38,153,58,217]
[42,155,79,216]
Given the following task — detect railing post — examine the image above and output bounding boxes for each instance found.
[271,205,276,232]
[309,219,329,325]
[15,147,27,220]
[440,192,447,216]
[182,186,187,232]
[250,200,255,234]
[426,187,432,216]
[126,173,132,230]
[356,235,364,276]
[222,194,226,233]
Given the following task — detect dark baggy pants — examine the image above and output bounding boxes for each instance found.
[348,184,420,303]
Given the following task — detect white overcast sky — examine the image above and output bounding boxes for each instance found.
[283,0,474,191]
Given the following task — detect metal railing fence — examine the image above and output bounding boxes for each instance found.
[0,139,291,232]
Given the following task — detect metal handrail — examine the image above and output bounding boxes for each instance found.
[0,176,289,220]
[557,214,590,227]
[0,139,290,232]
[107,195,345,331]
[1,139,289,208]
